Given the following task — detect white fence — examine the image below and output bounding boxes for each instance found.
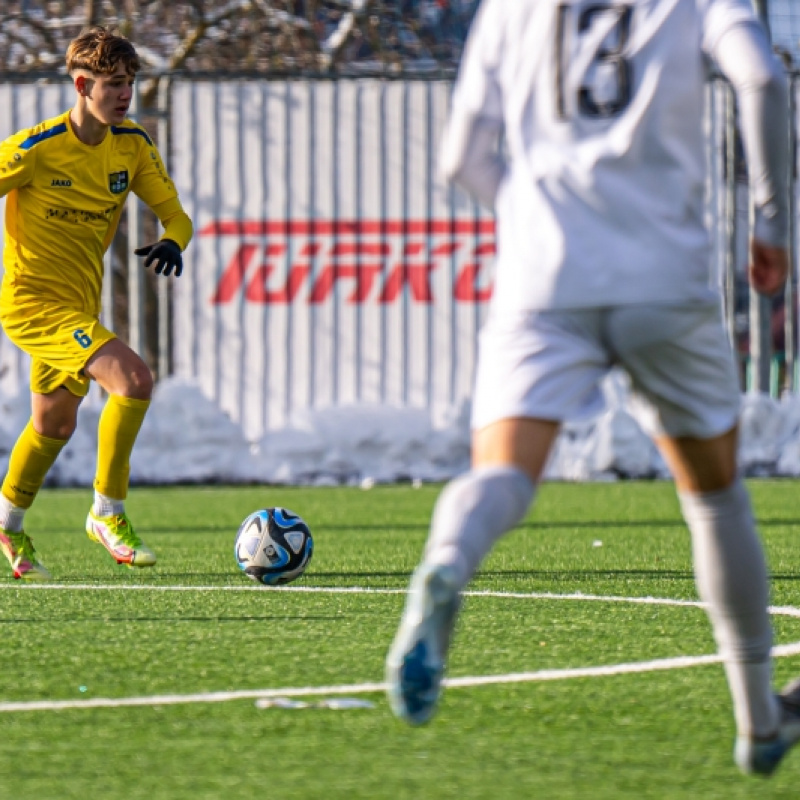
[171,80,494,438]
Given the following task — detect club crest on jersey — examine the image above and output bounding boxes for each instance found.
[108,170,129,194]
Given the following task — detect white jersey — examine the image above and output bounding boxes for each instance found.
[444,0,787,312]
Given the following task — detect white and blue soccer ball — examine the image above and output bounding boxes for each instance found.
[234,507,314,586]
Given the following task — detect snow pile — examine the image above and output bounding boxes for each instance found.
[0,373,796,487]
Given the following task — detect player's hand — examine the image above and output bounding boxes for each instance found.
[134,238,183,277]
[749,239,789,297]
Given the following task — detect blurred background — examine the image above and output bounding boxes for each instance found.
[2,1,482,77]
[0,1,792,77]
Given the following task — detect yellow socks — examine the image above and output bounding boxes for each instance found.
[94,394,150,500]
[1,420,67,509]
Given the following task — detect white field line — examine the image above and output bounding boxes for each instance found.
[2,586,800,713]
[0,582,736,607]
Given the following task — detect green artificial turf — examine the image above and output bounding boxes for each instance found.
[1,480,799,799]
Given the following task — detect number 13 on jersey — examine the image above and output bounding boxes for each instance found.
[555,3,634,121]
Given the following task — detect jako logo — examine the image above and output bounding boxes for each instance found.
[200,220,496,305]
[51,178,72,187]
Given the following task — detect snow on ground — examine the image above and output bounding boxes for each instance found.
[0,369,794,488]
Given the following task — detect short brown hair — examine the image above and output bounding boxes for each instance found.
[66,26,141,75]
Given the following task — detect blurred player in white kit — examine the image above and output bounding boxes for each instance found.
[385,0,797,777]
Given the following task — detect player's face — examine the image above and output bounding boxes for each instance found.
[86,67,135,125]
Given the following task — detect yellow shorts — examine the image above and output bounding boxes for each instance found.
[0,299,116,397]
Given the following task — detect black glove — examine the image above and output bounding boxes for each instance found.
[134,238,183,277]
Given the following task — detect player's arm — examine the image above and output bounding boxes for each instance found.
[0,134,36,197]
[134,198,193,277]
[149,196,193,252]
[440,114,505,210]
[439,0,506,209]
[131,142,194,277]
[711,21,790,296]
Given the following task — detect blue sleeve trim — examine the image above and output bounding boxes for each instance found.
[111,125,153,146]
[19,123,68,150]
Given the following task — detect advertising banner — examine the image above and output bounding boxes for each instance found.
[170,80,495,439]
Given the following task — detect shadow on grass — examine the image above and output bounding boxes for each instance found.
[0,614,340,623]
[476,568,800,582]
[478,568,696,580]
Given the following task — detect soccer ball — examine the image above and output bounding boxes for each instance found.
[234,507,314,586]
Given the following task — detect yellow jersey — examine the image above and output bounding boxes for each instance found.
[0,110,184,316]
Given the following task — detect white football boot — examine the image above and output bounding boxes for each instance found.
[385,563,461,725]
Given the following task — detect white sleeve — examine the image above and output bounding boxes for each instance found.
[448,0,504,122]
[710,21,790,247]
[699,0,759,53]
[439,114,505,209]
[439,0,506,208]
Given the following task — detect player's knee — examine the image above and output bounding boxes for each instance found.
[37,414,78,441]
[125,361,154,400]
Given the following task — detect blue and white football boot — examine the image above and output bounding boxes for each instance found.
[735,677,800,776]
[385,562,461,725]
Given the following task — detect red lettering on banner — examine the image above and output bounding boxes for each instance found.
[379,264,438,303]
[331,242,391,257]
[246,264,311,303]
[309,265,383,303]
[454,244,496,302]
[378,242,461,303]
[201,220,496,305]
[308,241,390,303]
[454,264,492,302]
[211,243,260,304]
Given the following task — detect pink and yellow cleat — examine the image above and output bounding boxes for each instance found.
[86,510,156,568]
[0,528,52,581]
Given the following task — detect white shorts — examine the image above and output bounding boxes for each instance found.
[471,302,741,439]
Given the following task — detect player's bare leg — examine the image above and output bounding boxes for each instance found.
[657,427,800,775]
[83,338,153,400]
[386,417,557,724]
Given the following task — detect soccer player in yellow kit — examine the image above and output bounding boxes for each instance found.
[0,27,193,580]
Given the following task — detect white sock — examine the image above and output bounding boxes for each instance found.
[93,491,124,518]
[679,479,779,739]
[0,494,26,533]
[424,465,536,589]
[724,660,778,740]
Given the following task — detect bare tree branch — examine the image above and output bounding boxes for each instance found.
[139,0,260,106]
[84,0,100,27]
[320,0,375,70]
[0,1,476,78]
